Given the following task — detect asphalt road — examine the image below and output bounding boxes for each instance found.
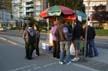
[0,39,97,71]
[0,30,108,71]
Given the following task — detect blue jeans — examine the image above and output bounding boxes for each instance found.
[86,39,99,57]
[59,41,70,63]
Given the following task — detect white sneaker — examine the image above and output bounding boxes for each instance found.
[66,61,71,65]
[59,61,64,64]
[72,57,80,62]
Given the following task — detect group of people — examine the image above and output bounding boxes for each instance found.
[22,17,98,64]
[51,18,99,64]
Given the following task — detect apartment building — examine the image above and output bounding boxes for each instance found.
[12,0,21,20]
[19,0,48,20]
[0,0,12,21]
[34,0,48,20]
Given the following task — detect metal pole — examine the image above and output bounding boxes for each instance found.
[47,2,50,32]
[81,0,90,61]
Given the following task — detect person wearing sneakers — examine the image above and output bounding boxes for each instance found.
[72,20,83,62]
[55,19,71,64]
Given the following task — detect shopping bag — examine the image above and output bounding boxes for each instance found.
[49,33,54,47]
[70,43,75,55]
[42,42,52,51]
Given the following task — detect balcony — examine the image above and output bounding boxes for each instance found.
[26,4,34,7]
[26,9,34,12]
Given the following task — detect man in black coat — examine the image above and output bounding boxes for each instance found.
[85,24,99,57]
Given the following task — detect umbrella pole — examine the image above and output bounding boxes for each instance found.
[46,18,50,42]
[46,18,50,32]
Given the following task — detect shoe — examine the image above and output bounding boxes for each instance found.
[72,57,80,62]
[36,53,40,56]
[25,57,32,60]
[36,54,39,56]
[59,61,64,64]
[66,61,71,65]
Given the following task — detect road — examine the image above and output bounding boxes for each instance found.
[0,37,95,71]
[0,31,108,71]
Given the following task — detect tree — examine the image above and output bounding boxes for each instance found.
[91,5,108,22]
[48,0,85,12]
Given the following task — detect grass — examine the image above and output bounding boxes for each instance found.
[96,29,108,36]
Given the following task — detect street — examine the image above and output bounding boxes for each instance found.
[0,31,108,71]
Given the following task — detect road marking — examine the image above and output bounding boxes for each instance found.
[10,64,37,71]
[9,61,101,71]
[9,62,57,71]
[0,37,17,45]
[73,63,100,71]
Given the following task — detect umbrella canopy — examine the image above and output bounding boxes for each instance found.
[74,10,87,20]
[40,5,75,19]
[64,14,76,20]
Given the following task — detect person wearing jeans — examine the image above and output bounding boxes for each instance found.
[84,24,98,57]
[55,19,71,64]
[60,41,70,64]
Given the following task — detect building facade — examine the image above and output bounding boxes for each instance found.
[0,0,12,21]
[19,0,48,20]
[83,0,107,16]
[34,0,48,20]
[12,0,21,20]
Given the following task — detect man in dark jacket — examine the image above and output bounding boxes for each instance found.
[23,19,36,60]
[84,24,98,57]
[72,20,83,62]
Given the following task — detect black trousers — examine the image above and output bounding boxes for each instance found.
[35,38,40,56]
[25,42,35,59]
[53,41,60,58]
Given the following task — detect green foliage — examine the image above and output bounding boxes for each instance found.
[96,29,108,36]
[48,0,85,12]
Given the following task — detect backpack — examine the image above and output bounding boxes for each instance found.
[25,29,36,44]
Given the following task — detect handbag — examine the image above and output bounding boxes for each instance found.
[49,33,54,47]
